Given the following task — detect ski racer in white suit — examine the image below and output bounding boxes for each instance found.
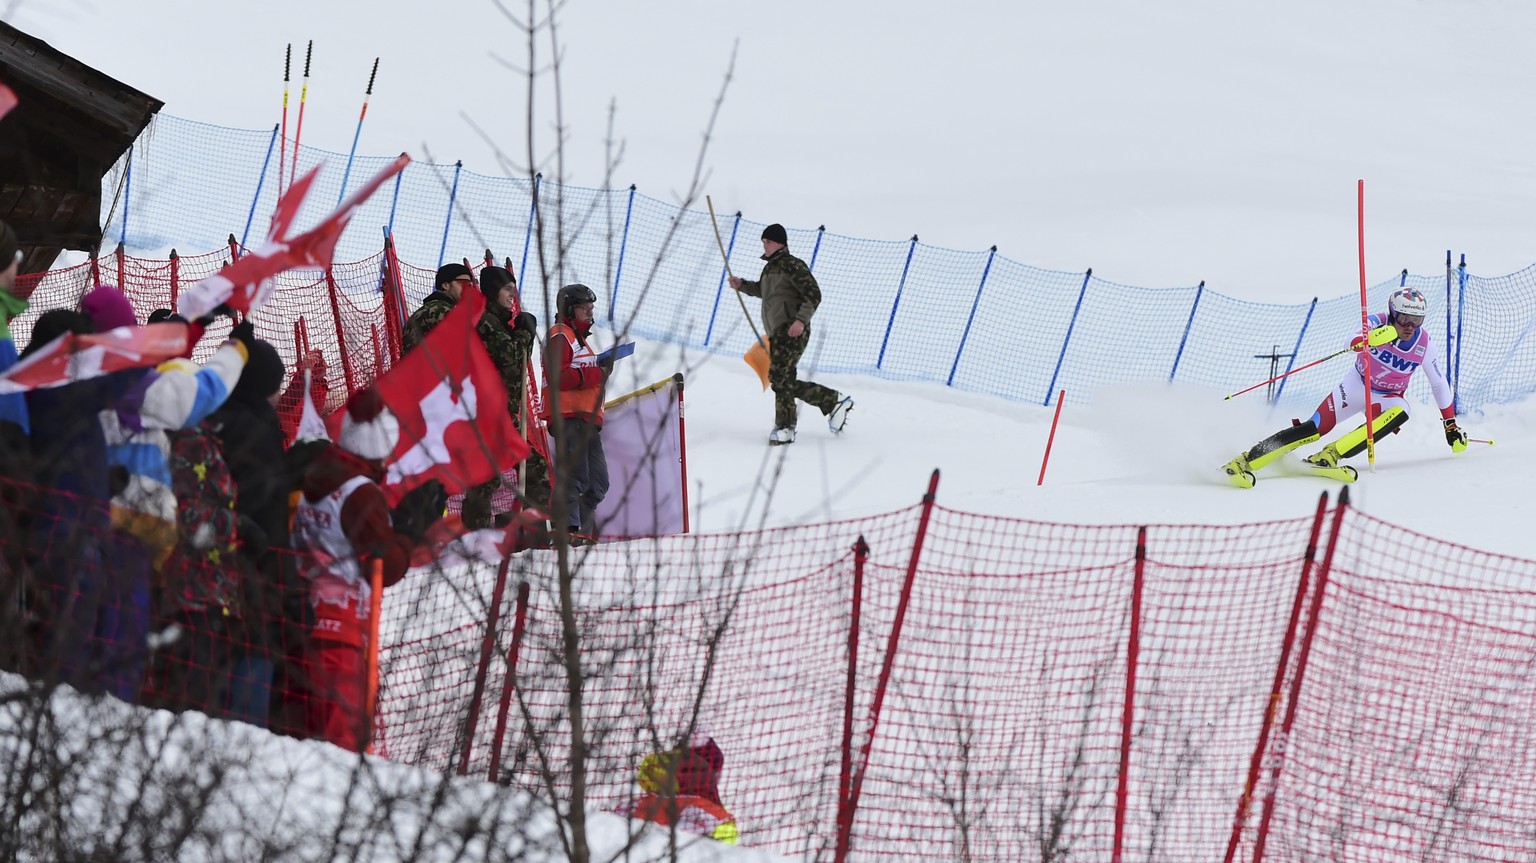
[1223,287,1469,488]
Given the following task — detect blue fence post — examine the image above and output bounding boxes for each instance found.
[947,246,996,387]
[1454,254,1467,413]
[119,148,133,249]
[1168,281,1205,382]
[1443,250,1452,393]
[808,225,826,271]
[876,235,919,370]
[436,160,463,269]
[518,174,541,298]
[239,125,281,251]
[608,184,636,324]
[1272,297,1319,404]
[1043,269,1093,406]
[705,211,744,348]
[384,166,405,244]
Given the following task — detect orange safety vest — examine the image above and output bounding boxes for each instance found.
[542,322,605,423]
[629,794,737,844]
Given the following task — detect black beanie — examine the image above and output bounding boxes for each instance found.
[761,223,788,246]
[435,263,474,289]
[0,220,18,269]
[234,338,286,400]
[479,265,515,301]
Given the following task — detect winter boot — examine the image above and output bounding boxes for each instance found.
[828,396,855,434]
[769,427,797,446]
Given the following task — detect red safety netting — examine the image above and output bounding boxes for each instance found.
[5,248,1536,860]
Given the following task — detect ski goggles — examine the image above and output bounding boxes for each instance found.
[1393,313,1425,328]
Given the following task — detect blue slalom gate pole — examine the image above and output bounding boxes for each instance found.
[241,124,281,249]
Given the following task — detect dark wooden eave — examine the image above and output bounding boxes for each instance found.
[0,21,163,275]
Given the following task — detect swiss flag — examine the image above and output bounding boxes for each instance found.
[179,154,410,320]
[375,287,531,505]
[0,323,189,394]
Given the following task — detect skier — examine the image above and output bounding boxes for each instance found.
[1223,287,1469,488]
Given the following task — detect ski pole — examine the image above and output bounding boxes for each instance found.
[1469,437,1495,446]
[1224,346,1352,400]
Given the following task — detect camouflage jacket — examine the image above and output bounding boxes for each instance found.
[401,290,458,353]
[736,249,821,335]
[477,302,536,422]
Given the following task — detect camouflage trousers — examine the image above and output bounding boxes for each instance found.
[461,449,553,530]
[769,326,841,430]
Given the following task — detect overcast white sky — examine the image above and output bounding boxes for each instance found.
[18,0,1536,300]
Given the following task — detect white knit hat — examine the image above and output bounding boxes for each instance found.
[338,386,400,460]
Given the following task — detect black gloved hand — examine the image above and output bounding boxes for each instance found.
[229,318,257,351]
[1443,417,1468,451]
[195,303,236,327]
[514,311,537,335]
[391,479,447,541]
[597,355,615,381]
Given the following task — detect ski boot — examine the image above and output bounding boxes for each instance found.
[1222,454,1256,489]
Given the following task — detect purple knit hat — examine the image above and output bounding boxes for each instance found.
[79,285,138,332]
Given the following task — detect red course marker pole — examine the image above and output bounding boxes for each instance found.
[1037,389,1066,486]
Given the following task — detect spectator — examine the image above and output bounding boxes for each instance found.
[728,223,854,446]
[401,263,474,353]
[290,386,423,751]
[23,308,147,698]
[542,284,611,542]
[618,723,737,845]
[0,219,34,671]
[465,265,548,528]
[206,336,295,727]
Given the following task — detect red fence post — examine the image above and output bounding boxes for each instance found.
[1112,526,1148,863]
[325,267,358,395]
[168,249,179,314]
[487,581,532,784]
[1222,492,1331,863]
[382,236,408,361]
[114,241,124,290]
[834,536,870,863]
[457,554,515,776]
[843,469,941,847]
[1251,487,1351,863]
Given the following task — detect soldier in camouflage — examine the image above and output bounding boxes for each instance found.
[467,267,551,528]
[729,223,854,446]
[401,263,475,353]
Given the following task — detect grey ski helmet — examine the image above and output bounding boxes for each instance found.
[557,283,597,320]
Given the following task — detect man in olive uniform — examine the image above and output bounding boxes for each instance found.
[402,263,475,352]
[729,223,854,445]
[465,266,551,528]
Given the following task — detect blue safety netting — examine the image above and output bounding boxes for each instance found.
[99,114,1532,414]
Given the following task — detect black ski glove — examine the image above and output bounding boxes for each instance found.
[514,312,538,335]
[195,303,235,327]
[229,318,257,352]
[1443,417,1468,452]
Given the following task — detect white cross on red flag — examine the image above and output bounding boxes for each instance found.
[0,323,188,394]
[375,287,531,505]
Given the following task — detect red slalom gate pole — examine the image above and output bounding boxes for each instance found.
[278,44,290,194]
[1357,179,1377,466]
[1037,389,1066,485]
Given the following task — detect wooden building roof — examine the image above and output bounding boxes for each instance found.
[0,21,162,275]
